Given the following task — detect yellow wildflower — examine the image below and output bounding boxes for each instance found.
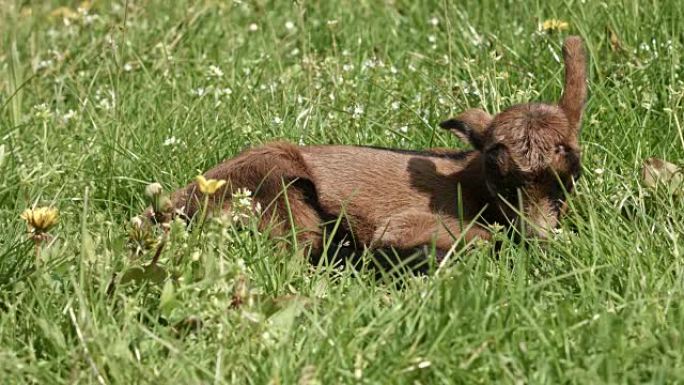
[20,207,59,233]
[541,19,570,33]
[195,175,226,195]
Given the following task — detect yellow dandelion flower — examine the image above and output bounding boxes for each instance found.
[20,207,59,233]
[195,175,226,195]
[541,19,570,33]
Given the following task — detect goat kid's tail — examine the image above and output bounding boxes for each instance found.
[559,36,587,131]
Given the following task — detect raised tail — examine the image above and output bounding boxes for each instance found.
[559,36,587,132]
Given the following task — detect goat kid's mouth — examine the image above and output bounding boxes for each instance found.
[486,187,566,240]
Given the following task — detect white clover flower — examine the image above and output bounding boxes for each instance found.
[362,59,375,70]
[389,66,398,74]
[32,103,53,120]
[272,117,283,125]
[248,23,258,32]
[123,63,134,72]
[35,59,54,70]
[231,188,255,223]
[191,87,208,97]
[428,17,439,26]
[216,87,233,97]
[594,168,605,175]
[391,101,401,110]
[84,14,99,25]
[95,89,116,110]
[351,104,364,119]
[343,63,354,72]
[398,125,408,133]
[285,21,295,30]
[62,109,77,123]
[207,65,224,78]
[428,35,437,43]
[163,136,180,146]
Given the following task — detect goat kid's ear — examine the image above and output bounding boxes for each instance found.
[439,108,492,150]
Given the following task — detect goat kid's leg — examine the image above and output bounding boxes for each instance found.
[150,142,326,258]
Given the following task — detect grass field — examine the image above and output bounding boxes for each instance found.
[2,0,684,383]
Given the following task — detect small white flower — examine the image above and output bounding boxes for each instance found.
[192,87,207,97]
[123,63,134,72]
[343,63,354,72]
[285,21,295,30]
[428,17,439,26]
[216,87,232,97]
[352,104,364,119]
[391,101,401,110]
[398,125,408,133]
[163,136,179,146]
[594,168,605,175]
[428,35,437,43]
[94,90,116,110]
[62,109,77,123]
[290,47,300,56]
[33,103,53,120]
[248,23,258,32]
[84,14,99,25]
[207,65,224,78]
[326,20,338,26]
[389,66,398,74]
[272,117,283,125]
[35,59,54,70]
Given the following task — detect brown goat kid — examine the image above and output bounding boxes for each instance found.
[159,36,587,260]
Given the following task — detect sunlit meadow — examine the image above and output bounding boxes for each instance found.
[1,0,684,383]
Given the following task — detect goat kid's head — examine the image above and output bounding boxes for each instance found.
[440,36,587,238]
